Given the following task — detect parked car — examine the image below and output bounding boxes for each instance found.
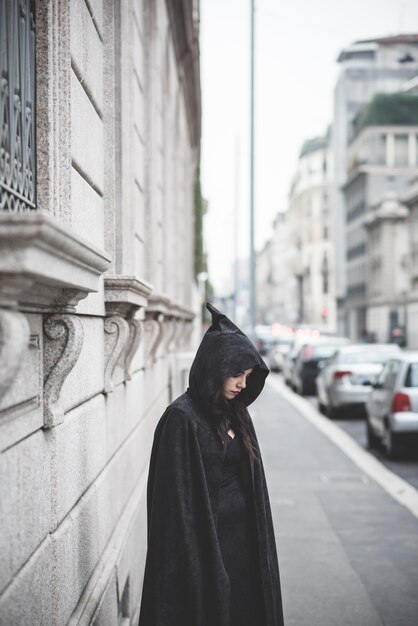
[366,352,418,459]
[282,335,311,388]
[267,336,294,372]
[283,332,340,390]
[292,337,350,396]
[316,343,401,418]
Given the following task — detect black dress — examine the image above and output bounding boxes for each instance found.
[217,434,265,626]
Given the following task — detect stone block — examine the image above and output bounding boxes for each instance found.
[115,493,148,618]
[91,572,118,626]
[76,276,106,317]
[71,70,104,194]
[71,166,104,250]
[70,0,104,113]
[0,429,51,595]
[51,419,151,625]
[59,316,105,416]
[0,313,43,451]
[134,235,145,285]
[0,536,53,626]
[53,394,107,525]
[132,28,145,102]
[133,125,145,191]
[86,0,104,38]
[54,374,148,525]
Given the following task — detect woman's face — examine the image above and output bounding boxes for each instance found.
[222,367,254,400]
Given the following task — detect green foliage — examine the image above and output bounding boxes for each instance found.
[354,92,418,134]
[194,166,205,279]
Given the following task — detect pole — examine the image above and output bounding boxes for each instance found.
[233,138,240,321]
[249,0,256,338]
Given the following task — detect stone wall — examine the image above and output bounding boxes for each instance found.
[0,1,200,624]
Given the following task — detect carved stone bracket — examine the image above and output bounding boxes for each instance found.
[0,310,30,399]
[144,315,164,367]
[125,319,142,381]
[103,276,153,389]
[104,316,130,393]
[43,314,84,428]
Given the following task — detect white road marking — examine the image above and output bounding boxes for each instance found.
[266,375,418,521]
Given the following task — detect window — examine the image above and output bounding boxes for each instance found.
[382,360,400,390]
[394,134,409,166]
[321,254,329,294]
[0,0,36,212]
[405,363,418,388]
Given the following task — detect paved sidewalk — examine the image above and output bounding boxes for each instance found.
[252,380,418,626]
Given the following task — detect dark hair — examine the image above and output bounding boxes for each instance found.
[209,389,259,461]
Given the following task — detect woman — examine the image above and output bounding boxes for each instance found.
[139,303,284,626]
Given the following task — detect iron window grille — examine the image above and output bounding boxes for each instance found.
[0,0,36,212]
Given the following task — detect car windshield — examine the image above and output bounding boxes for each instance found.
[405,363,418,388]
[275,337,294,347]
[312,345,339,359]
[339,350,397,364]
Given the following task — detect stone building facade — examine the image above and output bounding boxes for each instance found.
[0,1,200,624]
[285,134,336,330]
[256,211,289,325]
[332,34,418,334]
[343,121,418,341]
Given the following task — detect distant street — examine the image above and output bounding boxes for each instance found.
[252,376,418,626]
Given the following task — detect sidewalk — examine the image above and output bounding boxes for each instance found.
[252,378,418,626]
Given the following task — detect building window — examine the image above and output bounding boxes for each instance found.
[0,0,36,212]
[369,132,386,165]
[321,254,329,294]
[394,134,409,166]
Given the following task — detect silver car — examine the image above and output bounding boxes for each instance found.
[267,336,293,372]
[366,352,418,459]
[316,344,401,418]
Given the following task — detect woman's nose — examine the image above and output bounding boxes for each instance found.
[238,376,246,389]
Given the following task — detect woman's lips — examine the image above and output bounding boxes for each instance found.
[232,391,240,396]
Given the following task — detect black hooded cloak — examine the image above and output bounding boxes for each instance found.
[139,303,284,626]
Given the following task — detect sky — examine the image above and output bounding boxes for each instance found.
[200,0,418,294]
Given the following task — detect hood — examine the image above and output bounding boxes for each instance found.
[187,302,269,407]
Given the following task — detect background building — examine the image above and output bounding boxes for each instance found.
[255,211,289,325]
[0,1,200,624]
[333,34,418,334]
[286,132,336,330]
[343,92,418,340]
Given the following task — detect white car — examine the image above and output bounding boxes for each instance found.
[316,344,401,418]
[366,352,418,459]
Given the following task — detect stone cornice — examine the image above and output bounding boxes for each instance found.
[104,276,153,317]
[165,0,201,148]
[146,292,171,317]
[0,212,111,311]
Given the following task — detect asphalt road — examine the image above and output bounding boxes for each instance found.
[252,378,418,626]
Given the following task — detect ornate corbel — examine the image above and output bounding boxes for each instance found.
[143,314,164,368]
[104,276,153,389]
[104,316,130,393]
[125,318,142,381]
[0,310,30,399]
[161,316,177,355]
[43,314,84,428]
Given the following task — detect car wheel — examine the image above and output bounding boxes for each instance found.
[366,419,379,450]
[327,403,339,420]
[384,426,402,460]
[300,382,309,396]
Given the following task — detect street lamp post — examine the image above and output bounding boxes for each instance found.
[249,0,256,338]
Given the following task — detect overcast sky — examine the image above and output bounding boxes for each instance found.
[200,0,418,294]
